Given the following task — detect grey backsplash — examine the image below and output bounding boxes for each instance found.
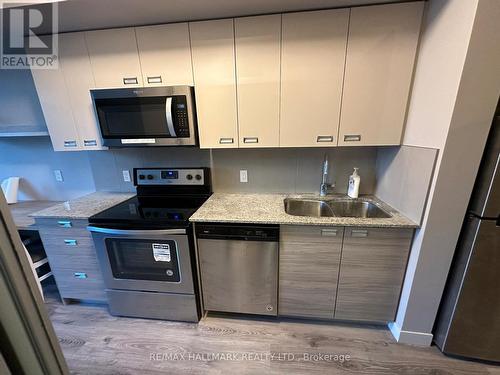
[88,146,378,195]
[87,145,437,224]
[212,147,377,194]
[375,145,438,224]
[88,147,211,193]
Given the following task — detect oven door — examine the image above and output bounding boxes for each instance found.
[90,86,197,147]
[87,226,194,294]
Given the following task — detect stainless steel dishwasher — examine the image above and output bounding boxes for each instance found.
[196,223,279,316]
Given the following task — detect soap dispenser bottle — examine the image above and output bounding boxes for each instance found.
[347,168,360,198]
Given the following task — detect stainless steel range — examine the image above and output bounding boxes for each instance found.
[87,167,211,322]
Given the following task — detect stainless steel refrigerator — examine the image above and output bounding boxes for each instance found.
[434,112,499,362]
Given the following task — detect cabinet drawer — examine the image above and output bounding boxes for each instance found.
[334,227,413,322]
[38,232,95,253]
[36,217,105,302]
[50,265,106,302]
[38,229,97,267]
[281,225,344,244]
[35,218,91,235]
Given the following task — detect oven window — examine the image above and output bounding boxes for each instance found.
[105,238,180,282]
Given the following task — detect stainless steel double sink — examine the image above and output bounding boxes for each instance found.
[284,197,392,219]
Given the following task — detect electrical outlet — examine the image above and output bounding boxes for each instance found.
[54,170,63,182]
[240,170,248,183]
[122,170,131,182]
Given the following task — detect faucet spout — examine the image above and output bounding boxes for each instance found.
[320,154,334,196]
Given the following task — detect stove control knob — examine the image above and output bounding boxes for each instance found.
[195,174,202,181]
[186,174,193,180]
[139,174,145,180]
[147,174,154,180]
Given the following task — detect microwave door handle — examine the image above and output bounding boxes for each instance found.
[87,226,186,236]
[165,97,176,137]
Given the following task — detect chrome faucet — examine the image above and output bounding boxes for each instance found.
[320,154,335,196]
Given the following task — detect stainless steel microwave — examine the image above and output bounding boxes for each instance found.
[90,86,197,147]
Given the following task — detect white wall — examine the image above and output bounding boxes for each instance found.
[0,69,47,134]
[0,137,96,201]
[390,0,500,345]
[0,69,95,202]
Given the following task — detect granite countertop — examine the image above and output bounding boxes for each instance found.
[30,191,135,219]
[190,193,419,228]
[10,200,63,229]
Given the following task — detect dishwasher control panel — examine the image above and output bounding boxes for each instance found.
[195,223,279,241]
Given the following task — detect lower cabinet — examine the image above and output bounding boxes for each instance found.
[334,227,413,322]
[279,225,343,319]
[35,218,106,303]
[279,225,413,323]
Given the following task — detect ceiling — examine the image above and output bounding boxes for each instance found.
[2,0,414,34]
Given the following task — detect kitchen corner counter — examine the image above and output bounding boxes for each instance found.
[190,193,419,228]
[30,191,135,219]
[10,200,63,230]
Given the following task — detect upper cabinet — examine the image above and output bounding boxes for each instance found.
[30,33,106,151]
[58,33,105,150]
[28,3,424,150]
[235,15,281,148]
[280,9,349,147]
[135,23,194,86]
[85,28,143,88]
[30,38,81,151]
[190,19,239,149]
[338,2,424,146]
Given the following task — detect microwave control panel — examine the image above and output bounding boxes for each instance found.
[172,96,190,138]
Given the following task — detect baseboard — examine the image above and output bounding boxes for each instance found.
[388,321,433,346]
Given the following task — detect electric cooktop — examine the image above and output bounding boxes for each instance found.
[89,167,211,229]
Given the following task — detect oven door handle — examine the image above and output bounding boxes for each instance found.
[87,226,186,236]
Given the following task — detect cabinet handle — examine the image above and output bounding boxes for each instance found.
[344,134,361,142]
[63,140,77,148]
[74,272,87,279]
[321,228,338,237]
[243,137,259,144]
[351,229,368,237]
[64,239,78,246]
[83,139,97,147]
[57,220,72,228]
[219,138,234,144]
[317,135,333,143]
[123,77,138,85]
[147,76,162,84]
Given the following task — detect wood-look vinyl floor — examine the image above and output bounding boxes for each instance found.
[43,284,500,375]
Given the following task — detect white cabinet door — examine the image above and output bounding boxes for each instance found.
[58,32,106,150]
[280,9,349,147]
[135,23,194,86]
[85,28,143,88]
[30,37,81,151]
[190,19,238,148]
[338,2,424,146]
[235,15,281,148]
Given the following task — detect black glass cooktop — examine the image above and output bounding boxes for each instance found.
[89,195,209,229]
